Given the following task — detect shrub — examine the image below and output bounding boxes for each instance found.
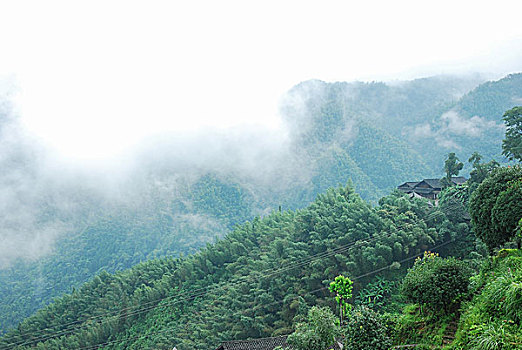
[401,252,472,314]
[344,306,391,350]
[286,306,340,350]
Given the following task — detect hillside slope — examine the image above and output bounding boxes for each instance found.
[2,73,521,333]
[0,185,476,350]
[453,249,522,349]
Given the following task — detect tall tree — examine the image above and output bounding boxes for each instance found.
[502,106,522,162]
[329,275,353,324]
[469,166,522,253]
[441,152,463,187]
[467,152,499,189]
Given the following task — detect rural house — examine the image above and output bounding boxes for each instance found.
[397,176,467,201]
[215,335,343,350]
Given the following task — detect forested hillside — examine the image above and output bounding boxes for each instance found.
[1,73,521,333]
[0,184,480,349]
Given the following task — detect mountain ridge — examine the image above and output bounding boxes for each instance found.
[0,72,520,333]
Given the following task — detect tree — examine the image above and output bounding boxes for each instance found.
[517,218,522,249]
[400,252,471,314]
[285,306,340,350]
[441,152,463,188]
[502,106,522,162]
[469,166,522,252]
[344,306,391,350]
[491,179,522,250]
[467,152,499,190]
[468,151,483,167]
[329,275,353,324]
[439,185,470,223]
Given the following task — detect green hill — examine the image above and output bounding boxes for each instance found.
[1,72,521,333]
[0,185,475,349]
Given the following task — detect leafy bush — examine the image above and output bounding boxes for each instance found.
[401,252,471,314]
[467,321,520,350]
[344,306,391,350]
[469,166,522,253]
[355,276,398,311]
[453,250,522,349]
[286,306,340,350]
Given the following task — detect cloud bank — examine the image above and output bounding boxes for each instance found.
[0,81,321,268]
[411,110,504,149]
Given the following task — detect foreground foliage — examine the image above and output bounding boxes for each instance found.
[0,185,464,350]
[401,252,471,314]
[284,306,340,350]
[453,249,522,349]
[469,166,522,252]
[344,306,392,350]
[394,250,522,349]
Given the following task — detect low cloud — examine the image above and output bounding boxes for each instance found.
[440,111,502,137]
[0,81,330,268]
[0,121,68,266]
[410,110,504,149]
[412,123,432,138]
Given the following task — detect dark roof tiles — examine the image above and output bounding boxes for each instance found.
[216,336,288,350]
[215,336,343,350]
[451,176,467,184]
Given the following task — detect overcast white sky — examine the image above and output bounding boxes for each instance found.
[1,0,522,159]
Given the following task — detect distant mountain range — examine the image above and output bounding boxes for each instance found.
[0,72,521,333]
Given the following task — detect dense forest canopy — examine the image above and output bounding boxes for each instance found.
[1,73,521,335]
[0,183,480,349]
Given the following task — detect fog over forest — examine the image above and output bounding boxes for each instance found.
[1,2,522,347]
[0,78,310,267]
[0,3,520,271]
[0,70,513,268]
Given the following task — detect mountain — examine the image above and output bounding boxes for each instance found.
[0,185,477,349]
[1,72,521,333]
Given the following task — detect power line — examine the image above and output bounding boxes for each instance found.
[0,229,407,349]
[77,239,457,350]
[2,232,372,345]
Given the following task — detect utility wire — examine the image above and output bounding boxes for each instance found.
[77,238,457,350]
[3,230,372,343]
[1,229,409,349]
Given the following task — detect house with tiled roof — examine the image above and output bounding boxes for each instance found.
[397,181,420,193]
[397,176,467,201]
[215,336,288,350]
[214,335,343,350]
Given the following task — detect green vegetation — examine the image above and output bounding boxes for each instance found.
[285,306,340,350]
[355,276,398,311]
[469,166,522,252]
[453,249,522,349]
[328,275,353,324]
[392,248,522,350]
[2,73,521,334]
[2,162,521,349]
[401,252,471,314]
[502,106,522,162]
[441,152,464,188]
[393,164,522,349]
[0,184,465,349]
[468,152,500,188]
[1,75,522,350]
[344,306,391,350]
